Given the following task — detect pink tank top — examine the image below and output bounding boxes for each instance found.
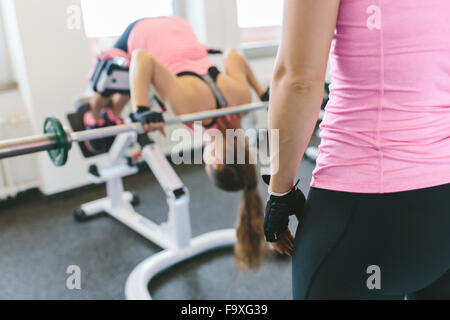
[312,0,450,193]
[127,17,213,75]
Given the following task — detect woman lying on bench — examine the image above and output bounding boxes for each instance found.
[84,16,269,269]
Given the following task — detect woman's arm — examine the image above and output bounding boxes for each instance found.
[269,0,340,194]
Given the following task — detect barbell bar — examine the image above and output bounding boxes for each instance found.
[0,102,268,166]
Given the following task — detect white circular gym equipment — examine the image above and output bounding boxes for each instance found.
[125,229,236,300]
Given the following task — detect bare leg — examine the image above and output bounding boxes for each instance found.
[84,93,121,153]
[110,93,130,117]
[89,93,111,122]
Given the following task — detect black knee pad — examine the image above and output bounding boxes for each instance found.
[90,58,130,97]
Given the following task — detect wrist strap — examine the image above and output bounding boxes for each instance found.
[268,179,300,197]
[131,106,164,124]
[137,106,151,113]
[268,189,291,197]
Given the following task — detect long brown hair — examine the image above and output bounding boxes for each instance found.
[206,130,267,270]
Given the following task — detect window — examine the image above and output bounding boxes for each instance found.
[80,0,174,38]
[237,0,283,44]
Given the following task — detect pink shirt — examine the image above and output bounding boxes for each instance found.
[312,0,450,193]
[127,17,214,75]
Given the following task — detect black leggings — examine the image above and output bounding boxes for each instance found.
[113,19,143,52]
[293,183,450,300]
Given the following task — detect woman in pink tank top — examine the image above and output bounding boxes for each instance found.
[82,16,271,270]
[265,0,450,299]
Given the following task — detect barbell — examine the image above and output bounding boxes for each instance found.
[0,102,268,167]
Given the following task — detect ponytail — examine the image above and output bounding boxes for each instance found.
[206,132,267,270]
[235,185,266,270]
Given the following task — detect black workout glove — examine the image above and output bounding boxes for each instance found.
[207,48,223,55]
[263,176,306,243]
[131,106,165,124]
[260,87,270,102]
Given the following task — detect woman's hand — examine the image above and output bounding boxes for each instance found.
[216,114,241,131]
[142,122,166,136]
[271,229,295,256]
[263,180,306,257]
[132,107,166,135]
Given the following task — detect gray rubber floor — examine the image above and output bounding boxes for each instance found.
[0,157,316,300]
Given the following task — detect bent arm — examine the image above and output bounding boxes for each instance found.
[129,49,152,111]
[269,0,340,193]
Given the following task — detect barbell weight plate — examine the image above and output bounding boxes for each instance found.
[43,116,70,166]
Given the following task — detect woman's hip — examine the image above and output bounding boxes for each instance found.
[292,184,450,299]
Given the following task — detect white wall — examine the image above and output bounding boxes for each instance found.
[0,6,12,86]
[1,0,100,195]
[0,90,38,198]
[183,0,240,49]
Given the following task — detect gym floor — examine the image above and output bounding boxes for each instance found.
[0,150,316,300]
